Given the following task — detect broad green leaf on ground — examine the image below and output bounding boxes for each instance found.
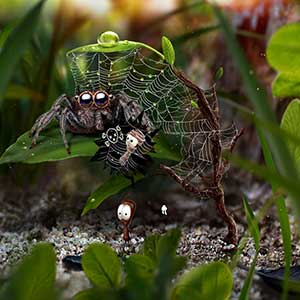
[82,243,121,290]
[267,23,300,97]
[171,262,233,300]
[280,99,300,166]
[0,128,180,165]
[0,0,45,106]
[157,228,181,257]
[142,234,161,262]
[0,243,56,300]
[74,288,118,300]
[142,228,181,263]
[124,254,155,300]
[162,36,175,65]
[81,174,144,216]
[125,254,155,280]
[74,289,101,300]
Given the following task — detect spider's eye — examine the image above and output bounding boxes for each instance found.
[95,91,109,106]
[79,92,93,107]
[117,204,131,221]
[126,134,138,147]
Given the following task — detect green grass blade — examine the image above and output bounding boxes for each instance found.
[0,0,45,106]
[239,196,260,300]
[238,253,258,300]
[258,128,291,300]
[243,196,260,251]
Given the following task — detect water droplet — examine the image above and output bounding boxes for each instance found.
[148,74,152,78]
[90,198,96,203]
[31,153,35,156]
[140,77,144,81]
[23,146,27,150]
[256,87,260,91]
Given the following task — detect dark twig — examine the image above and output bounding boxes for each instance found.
[161,71,242,246]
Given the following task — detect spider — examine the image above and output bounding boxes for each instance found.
[29,90,153,153]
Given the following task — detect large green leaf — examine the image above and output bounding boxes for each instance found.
[0,0,45,106]
[0,243,56,300]
[82,243,121,290]
[0,128,97,164]
[267,23,300,98]
[81,174,144,216]
[172,262,233,300]
[0,128,180,165]
[280,99,300,165]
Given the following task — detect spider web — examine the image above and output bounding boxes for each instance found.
[67,48,237,190]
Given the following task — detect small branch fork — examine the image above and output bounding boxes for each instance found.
[161,70,243,246]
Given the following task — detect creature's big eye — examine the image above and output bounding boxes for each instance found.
[79,92,93,107]
[117,204,132,221]
[117,204,124,221]
[95,91,109,107]
[126,134,139,148]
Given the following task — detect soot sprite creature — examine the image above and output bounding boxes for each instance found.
[117,199,136,241]
[91,106,158,180]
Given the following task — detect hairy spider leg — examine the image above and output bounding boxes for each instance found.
[30,94,71,148]
[59,107,71,154]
